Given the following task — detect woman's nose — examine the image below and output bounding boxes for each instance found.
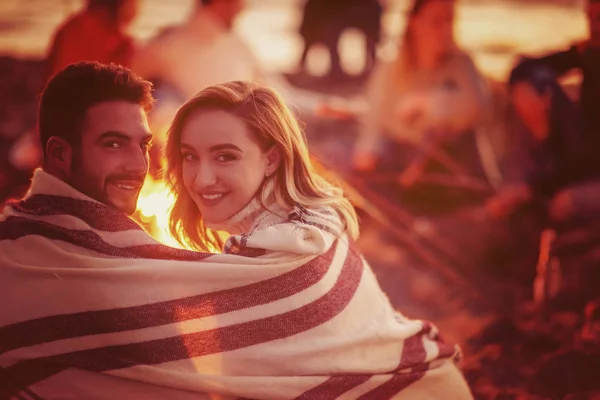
[193,162,218,189]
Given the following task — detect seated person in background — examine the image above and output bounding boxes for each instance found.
[486,63,592,221]
[46,0,138,80]
[514,0,600,158]
[297,0,383,79]
[353,0,487,172]
[132,0,260,102]
[0,63,473,399]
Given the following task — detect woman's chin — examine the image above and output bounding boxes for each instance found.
[203,211,236,229]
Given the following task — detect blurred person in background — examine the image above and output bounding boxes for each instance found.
[494,0,600,223]
[46,0,139,80]
[132,0,258,102]
[297,0,383,80]
[486,63,590,220]
[488,63,600,309]
[353,0,487,176]
[501,0,600,227]
[513,0,600,160]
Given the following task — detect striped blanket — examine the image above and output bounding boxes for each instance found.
[0,170,473,400]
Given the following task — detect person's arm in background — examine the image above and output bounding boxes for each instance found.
[353,60,393,171]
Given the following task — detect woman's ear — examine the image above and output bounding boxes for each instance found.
[45,136,73,178]
[264,146,282,177]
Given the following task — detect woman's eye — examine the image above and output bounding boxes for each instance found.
[216,153,237,162]
[182,153,197,162]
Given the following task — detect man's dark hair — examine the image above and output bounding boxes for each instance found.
[39,61,154,160]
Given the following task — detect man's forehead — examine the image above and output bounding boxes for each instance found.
[82,101,151,139]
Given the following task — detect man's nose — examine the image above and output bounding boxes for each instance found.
[124,147,149,175]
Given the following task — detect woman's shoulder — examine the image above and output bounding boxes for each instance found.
[224,205,345,257]
[286,205,345,239]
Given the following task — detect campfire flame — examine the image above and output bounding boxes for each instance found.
[136,175,183,249]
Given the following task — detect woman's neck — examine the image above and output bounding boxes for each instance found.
[204,182,291,235]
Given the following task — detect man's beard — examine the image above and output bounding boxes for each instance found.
[66,156,144,215]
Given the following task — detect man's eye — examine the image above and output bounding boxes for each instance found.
[141,142,153,151]
[104,142,121,149]
[216,153,237,162]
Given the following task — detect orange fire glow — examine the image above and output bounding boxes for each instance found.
[136,175,183,248]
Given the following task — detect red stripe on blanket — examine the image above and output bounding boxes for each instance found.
[7,195,142,232]
[356,369,427,400]
[355,324,429,399]
[0,216,210,261]
[395,334,427,371]
[0,242,337,355]
[293,375,371,400]
[1,243,363,393]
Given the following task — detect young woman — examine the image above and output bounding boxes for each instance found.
[164,81,473,398]
[354,0,487,172]
[164,80,358,251]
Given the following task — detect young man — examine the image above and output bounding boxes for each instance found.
[39,61,153,215]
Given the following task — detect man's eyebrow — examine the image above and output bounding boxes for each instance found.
[96,131,132,142]
[209,144,243,152]
[96,131,153,143]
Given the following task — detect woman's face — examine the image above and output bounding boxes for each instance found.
[179,110,278,225]
[412,0,455,58]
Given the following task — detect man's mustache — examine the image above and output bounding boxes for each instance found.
[106,174,146,185]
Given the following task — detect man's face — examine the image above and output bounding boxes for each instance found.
[588,2,600,43]
[68,101,152,215]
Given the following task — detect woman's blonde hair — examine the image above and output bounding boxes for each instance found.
[165,81,359,251]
